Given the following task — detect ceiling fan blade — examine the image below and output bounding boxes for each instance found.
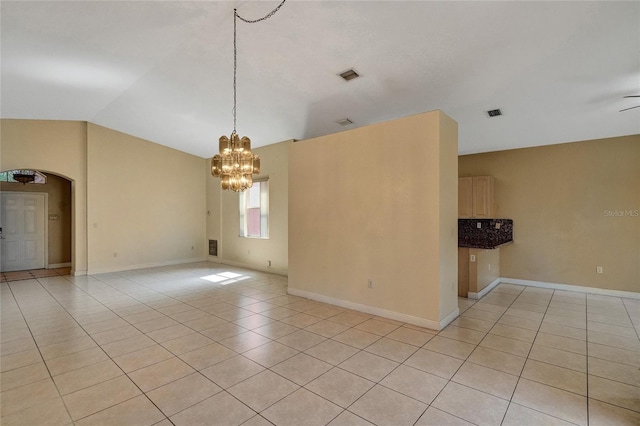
[623,95,640,98]
[619,105,640,112]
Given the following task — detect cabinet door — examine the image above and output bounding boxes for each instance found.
[472,176,494,218]
[458,177,473,218]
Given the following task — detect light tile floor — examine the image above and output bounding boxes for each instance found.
[1,262,639,425]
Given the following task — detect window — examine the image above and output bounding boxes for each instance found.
[239,179,269,238]
[0,170,47,184]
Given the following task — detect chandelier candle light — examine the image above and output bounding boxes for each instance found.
[211,0,287,192]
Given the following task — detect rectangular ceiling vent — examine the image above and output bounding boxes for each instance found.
[338,69,360,81]
[336,118,353,126]
[487,109,502,117]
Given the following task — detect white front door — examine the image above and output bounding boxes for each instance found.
[1,192,46,272]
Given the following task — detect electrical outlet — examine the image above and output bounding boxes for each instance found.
[477,222,482,229]
[368,279,374,288]
[470,255,476,262]
[596,266,603,274]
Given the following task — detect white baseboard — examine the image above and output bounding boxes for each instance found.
[87,257,207,275]
[72,269,87,276]
[207,257,288,277]
[439,307,461,330]
[48,262,71,269]
[468,278,501,300]
[499,277,640,300]
[288,287,458,331]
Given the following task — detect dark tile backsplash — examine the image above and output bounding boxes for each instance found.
[458,219,513,249]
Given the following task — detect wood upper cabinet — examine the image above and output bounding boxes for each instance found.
[458,177,474,218]
[472,176,494,218]
[459,176,494,218]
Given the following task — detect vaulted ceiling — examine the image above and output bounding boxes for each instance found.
[2,1,639,158]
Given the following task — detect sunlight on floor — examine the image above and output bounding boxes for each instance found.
[201,271,250,285]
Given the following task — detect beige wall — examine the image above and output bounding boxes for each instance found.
[1,119,208,274]
[87,124,206,273]
[459,135,640,292]
[1,174,72,266]
[289,111,458,328]
[438,113,460,317]
[1,119,88,274]
[209,140,292,275]
[206,159,222,256]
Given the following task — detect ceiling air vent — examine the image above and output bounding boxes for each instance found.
[336,118,353,126]
[487,109,502,117]
[338,69,360,81]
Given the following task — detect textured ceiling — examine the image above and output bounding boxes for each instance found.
[2,1,639,158]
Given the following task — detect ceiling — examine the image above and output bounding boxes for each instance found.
[2,1,639,158]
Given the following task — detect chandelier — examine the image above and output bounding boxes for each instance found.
[211,1,287,192]
[12,170,36,184]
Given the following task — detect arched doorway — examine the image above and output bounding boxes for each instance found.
[1,170,72,272]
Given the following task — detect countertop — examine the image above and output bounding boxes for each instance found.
[458,218,513,250]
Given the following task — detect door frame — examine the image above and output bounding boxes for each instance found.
[0,191,49,271]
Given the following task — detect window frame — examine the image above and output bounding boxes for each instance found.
[239,178,269,239]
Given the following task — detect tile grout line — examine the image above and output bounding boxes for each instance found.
[83,272,295,424]
[230,312,420,423]
[428,286,593,425]
[109,268,329,423]
[212,312,380,422]
[37,268,290,424]
[620,297,640,341]
[339,287,518,424]
[498,288,561,425]
[306,289,512,424]
[586,294,640,419]
[159,287,354,422]
[5,267,638,425]
[585,295,591,426]
[29,275,176,424]
[4,268,290,423]
[525,293,640,419]
[466,287,532,426]
[2,278,76,424]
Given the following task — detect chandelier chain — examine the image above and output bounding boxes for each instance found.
[232,0,287,133]
[235,0,287,24]
[215,1,285,191]
[233,9,237,133]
